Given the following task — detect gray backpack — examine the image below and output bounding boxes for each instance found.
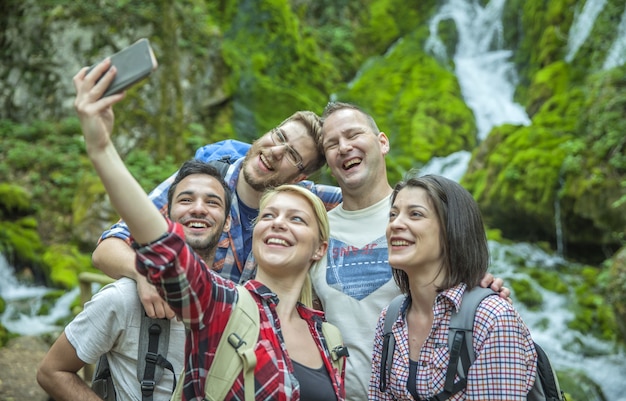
[91,311,176,401]
[379,287,566,400]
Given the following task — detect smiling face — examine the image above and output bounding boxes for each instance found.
[252,191,327,276]
[241,120,319,192]
[321,107,389,194]
[386,186,443,275]
[169,174,231,254]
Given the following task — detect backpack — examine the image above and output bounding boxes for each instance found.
[91,311,177,401]
[91,157,236,400]
[380,287,566,401]
[170,285,348,401]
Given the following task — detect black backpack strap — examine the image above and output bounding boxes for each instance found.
[430,287,497,401]
[379,294,406,392]
[92,353,116,401]
[137,311,176,401]
[205,156,234,178]
[534,342,566,401]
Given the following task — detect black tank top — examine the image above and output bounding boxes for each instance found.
[291,359,337,401]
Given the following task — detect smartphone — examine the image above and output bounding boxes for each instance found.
[88,38,158,98]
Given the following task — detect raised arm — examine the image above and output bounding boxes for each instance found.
[74,60,167,252]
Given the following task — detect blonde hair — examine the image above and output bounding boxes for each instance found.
[258,184,329,307]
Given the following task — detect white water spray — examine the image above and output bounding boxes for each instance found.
[0,254,78,336]
[603,6,626,70]
[565,0,608,63]
[425,0,530,141]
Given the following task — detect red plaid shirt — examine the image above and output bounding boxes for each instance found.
[135,220,345,401]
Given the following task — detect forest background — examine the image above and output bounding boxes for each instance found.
[0,0,625,399]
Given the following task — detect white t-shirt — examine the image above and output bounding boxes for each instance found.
[65,277,185,401]
[311,195,400,401]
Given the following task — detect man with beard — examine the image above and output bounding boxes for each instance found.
[92,111,342,319]
[37,159,232,401]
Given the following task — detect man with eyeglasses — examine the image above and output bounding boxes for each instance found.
[92,110,342,319]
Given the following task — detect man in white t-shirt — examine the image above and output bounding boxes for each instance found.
[312,102,506,401]
[37,159,232,401]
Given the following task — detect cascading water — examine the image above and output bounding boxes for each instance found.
[425,0,530,141]
[565,0,608,63]
[420,0,626,399]
[0,254,78,336]
[603,6,626,70]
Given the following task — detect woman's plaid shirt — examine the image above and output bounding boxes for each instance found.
[135,221,345,401]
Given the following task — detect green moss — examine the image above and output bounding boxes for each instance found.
[42,244,95,289]
[528,268,570,294]
[336,31,476,184]
[510,278,543,310]
[0,219,45,270]
[568,266,618,341]
[0,183,34,218]
[556,369,607,401]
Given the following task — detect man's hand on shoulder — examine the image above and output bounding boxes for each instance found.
[137,277,176,319]
[480,273,512,303]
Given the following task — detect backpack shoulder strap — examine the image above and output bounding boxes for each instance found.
[137,310,176,401]
[91,353,116,401]
[203,285,260,401]
[437,286,497,400]
[206,157,233,178]
[531,343,566,401]
[379,294,406,392]
[321,321,349,375]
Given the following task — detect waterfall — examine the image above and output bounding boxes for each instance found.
[603,6,626,70]
[490,242,626,401]
[417,2,626,398]
[0,254,78,336]
[425,0,530,141]
[418,150,471,182]
[565,0,608,63]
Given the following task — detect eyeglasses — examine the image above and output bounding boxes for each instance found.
[270,128,305,172]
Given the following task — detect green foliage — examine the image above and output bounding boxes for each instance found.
[528,268,570,294]
[512,0,577,102]
[42,244,95,289]
[1,118,85,214]
[559,67,626,248]
[510,278,543,310]
[221,0,338,141]
[463,122,573,243]
[0,218,45,272]
[0,183,33,218]
[607,247,626,341]
[568,266,618,341]
[336,32,476,184]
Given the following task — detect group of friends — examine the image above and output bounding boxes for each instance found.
[36,57,538,400]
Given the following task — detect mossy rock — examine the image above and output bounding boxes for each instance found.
[557,368,607,401]
[566,266,619,341]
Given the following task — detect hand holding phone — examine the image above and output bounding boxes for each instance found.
[88,38,158,98]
